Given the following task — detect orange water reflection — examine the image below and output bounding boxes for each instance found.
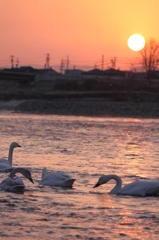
[0,114,159,239]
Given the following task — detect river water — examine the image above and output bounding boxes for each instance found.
[0,113,159,239]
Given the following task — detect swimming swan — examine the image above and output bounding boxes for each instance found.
[0,142,21,172]
[39,167,75,188]
[93,174,159,197]
[0,167,34,193]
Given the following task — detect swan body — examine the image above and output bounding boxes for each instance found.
[0,164,13,173]
[0,142,21,172]
[93,174,159,197]
[0,168,34,193]
[39,167,75,188]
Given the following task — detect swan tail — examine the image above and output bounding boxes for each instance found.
[61,179,76,188]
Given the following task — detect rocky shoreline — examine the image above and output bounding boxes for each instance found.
[0,98,158,118]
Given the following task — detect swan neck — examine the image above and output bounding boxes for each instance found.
[109,175,122,194]
[8,145,14,166]
[9,168,25,179]
[42,167,48,179]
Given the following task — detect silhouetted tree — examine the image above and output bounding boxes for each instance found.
[140,38,159,83]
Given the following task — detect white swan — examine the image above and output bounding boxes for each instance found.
[39,167,75,188]
[93,174,159,197]
[0,167,34,193]
[0,142,21,172]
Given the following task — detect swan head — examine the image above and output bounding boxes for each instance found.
[23,169,34,184]
[93,175,108,188]
[10,142,21,148]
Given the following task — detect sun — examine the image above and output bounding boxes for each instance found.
[128,34,145,51]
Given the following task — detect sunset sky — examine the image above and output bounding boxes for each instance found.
[0,0,159,71]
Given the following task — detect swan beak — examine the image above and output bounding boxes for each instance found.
[93,181,100,188]
[29,177,34,184]
[18,144,21,147]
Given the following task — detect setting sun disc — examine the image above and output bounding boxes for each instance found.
[128,34,145,51]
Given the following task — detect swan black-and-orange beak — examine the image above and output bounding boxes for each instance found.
[93,181,100,188]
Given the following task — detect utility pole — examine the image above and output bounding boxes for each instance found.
[16,58,19,68]
[45,54,50,69]
[10,55,14,68]
[60,59,64,74]
[102,55,104,71]
[66,55,69,70]
[111,57,116,69]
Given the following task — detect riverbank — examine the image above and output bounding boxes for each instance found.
[0,98,158,118]
[0,76,158,118]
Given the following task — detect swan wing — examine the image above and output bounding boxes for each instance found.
[39,171,75,187]
[56,171,72,179]
[0,158,10,165]
[140,181,159,196]
[0,162,13,173]
[44,171,72,181]
[0,177,25,193]
[119,181,159,196]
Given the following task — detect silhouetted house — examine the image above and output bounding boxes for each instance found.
[18,66,36,73]
[83,68,131,79]
[35,68,59,81]
[65,69,83,76]
[83,68,103,76]
[0,66,60,83]
[0,67,35,83]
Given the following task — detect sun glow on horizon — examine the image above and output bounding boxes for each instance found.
[128,34,145,51]
[1,1,159,70]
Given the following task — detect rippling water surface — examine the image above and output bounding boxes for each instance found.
[0,113,159,239]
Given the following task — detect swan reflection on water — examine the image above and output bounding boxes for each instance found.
[93,174,159,197]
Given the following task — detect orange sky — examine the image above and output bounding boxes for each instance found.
[0,0,159,71]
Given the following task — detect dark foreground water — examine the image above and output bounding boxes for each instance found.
[0,113,159,239]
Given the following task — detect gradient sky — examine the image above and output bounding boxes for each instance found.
[0,0,159,71]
